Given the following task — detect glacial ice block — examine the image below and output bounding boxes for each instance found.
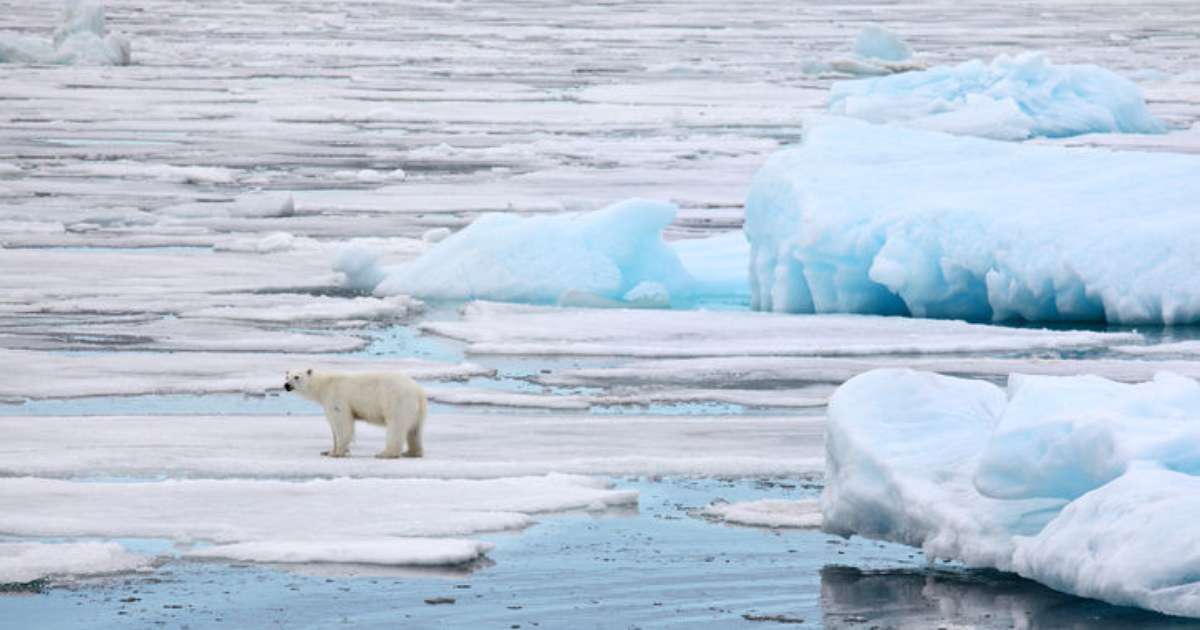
[745,117,1200,324]
[343,198,750,307]
[823,368,1200,617]
[829,52,1163,140]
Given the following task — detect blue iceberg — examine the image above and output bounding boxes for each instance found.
[829,52,1164,140]
[824,368,1200,618]
[745,117,1200,324]
[339,198,750,308]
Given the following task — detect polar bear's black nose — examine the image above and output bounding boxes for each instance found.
[284,383,293,391]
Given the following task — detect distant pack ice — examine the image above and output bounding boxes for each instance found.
[746,117,1200,324]
[823,368,1200,618]
[339,198,750,308]
[0,0,131,66]
[829,52,1163,140]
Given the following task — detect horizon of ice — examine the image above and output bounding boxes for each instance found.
[823,368,1200,617]
[746,117,1200,324]
[338,198,750,308]
[829,52,1164,140]
[0,0,130,66]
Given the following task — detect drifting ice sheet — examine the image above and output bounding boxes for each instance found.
[746,118,1200,324]
[823,368,1200,617]
[829,52,1163,140]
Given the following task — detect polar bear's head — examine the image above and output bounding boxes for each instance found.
[284,368,314,395]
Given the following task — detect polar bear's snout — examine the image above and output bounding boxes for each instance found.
[284,382,293,391]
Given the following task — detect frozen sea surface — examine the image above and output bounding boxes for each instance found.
[3,0,1200,625]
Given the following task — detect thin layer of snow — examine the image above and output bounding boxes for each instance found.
[187,295,419,324]
[0,542,150,584]
[700,499,822,529]
[746,117,1200,324]
[423,302,1135,358]
[829,53,1164,140]
[0,413,819,479]
[186,539,493,567]
[822,368,1200,618]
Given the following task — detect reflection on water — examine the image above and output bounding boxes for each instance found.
[821,565,1200,629]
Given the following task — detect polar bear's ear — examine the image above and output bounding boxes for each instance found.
[307,368,313,376]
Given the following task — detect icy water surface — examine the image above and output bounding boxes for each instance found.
[6,479,1197,630]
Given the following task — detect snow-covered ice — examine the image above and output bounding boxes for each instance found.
[746,118,1200,324]
[829,53,1164,140]
[700,499,822,529]
[424,301,1135,358]
[0,412,819,479]
[0,542,150,585]
[822,368,1200,617]
[0,0,130,66]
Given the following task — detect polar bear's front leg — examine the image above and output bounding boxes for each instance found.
[322,404,354,457]
[375,417,403,459]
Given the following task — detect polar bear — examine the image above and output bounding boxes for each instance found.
[284,368,427,459]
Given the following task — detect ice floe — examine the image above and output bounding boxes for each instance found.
[0,475,633,569]
[0,413,819,479]
[0,542,150,585]
[829,52,1164,140]
[746,117,1200,324]
[700,499,822,529]
[424,302,1135,358]
[185,539,493,567]
[822,368,1200,617]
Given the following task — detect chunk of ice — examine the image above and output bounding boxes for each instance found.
[746,117,1200,324]
[829,52,1164,139]
[823,368,1200,617]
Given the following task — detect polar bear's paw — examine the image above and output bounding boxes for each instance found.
[322,450,349,458]
[375,451,402,459]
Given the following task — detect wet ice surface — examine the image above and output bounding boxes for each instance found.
[4,0,1200,626]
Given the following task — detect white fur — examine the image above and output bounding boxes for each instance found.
[285,369,427,459]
